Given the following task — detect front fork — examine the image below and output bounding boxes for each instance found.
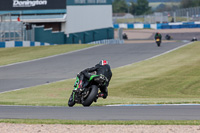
[72,87,87,104]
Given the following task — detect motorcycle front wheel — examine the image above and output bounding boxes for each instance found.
[82,85,98,107]
[156,42,161,47]
[68,93,75,107]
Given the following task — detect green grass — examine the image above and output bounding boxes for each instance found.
[115,18,144,23]
[0,42,200,106]
[110,42,200,99]
[0,44,96,66]
[168,17,187,22]
[1,119,200,125]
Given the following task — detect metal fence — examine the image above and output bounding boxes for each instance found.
[0,21,24,42]
[113,13,169,24]
[0,13,35,42]
[0,13,11,22]
[169,6,200,22]
[0,13,24,41]
[113,6,200,24]
[144,12,169,23]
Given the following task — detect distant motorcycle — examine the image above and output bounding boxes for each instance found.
[68,73,108,107]
[165,34,173,40]
[155,38,161,47]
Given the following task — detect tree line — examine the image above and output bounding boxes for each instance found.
[112,0,151,15]
[113,0,200,15]
[180,0,200,8]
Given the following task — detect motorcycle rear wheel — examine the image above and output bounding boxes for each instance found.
[82,85,98,107]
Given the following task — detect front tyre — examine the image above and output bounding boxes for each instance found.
[82,85,98,107]
[157,42,161,47]
[68,93,75,107]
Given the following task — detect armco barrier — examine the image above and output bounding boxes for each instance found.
[0,41,55,48]
[144,24,150,29]
[113,22,200,30]
[127,24,134,29]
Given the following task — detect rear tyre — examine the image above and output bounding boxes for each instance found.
[82,85,98,107]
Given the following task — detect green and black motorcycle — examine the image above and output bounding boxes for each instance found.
[156,38,161,47]
[68,73,108,107]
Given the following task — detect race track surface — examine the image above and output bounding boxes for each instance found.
[1,105,200,120]
[1,41,199,120]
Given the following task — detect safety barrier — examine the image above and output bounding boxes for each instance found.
[0,41,55,48]
[34,26,114,44]
[113,22,200,30]
[0,39,123,48]
[88,39,124,44]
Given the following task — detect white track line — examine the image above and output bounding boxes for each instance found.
[107,104,200,106]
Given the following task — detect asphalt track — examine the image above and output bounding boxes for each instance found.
[1,41,200,120]
[1,105,200,120]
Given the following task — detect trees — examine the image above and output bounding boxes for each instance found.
[112,0,151,15]
[129,1,137,15]
[180,0,200,8]
[112,0,128,13]
[135,0,151,15]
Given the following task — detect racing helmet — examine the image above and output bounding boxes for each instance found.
[99,60,108,65]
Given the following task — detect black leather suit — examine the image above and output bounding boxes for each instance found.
[80,64,112,98]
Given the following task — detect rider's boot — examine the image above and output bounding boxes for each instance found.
[98,92,107,99]
[82,81,88,88]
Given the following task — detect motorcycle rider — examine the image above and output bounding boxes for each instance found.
[154,32,162,41]
[78,60,112,99]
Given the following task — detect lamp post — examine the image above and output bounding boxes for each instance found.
[127,2,132,14]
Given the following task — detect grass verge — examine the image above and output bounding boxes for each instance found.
[1,119,200,125]
[0,44,97,66]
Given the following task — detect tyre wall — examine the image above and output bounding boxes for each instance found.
[0,41,54,48]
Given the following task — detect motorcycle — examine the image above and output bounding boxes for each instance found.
[68,73,108,107]
[156,38,161,47]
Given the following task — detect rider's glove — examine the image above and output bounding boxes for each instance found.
[77,73,80,77]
